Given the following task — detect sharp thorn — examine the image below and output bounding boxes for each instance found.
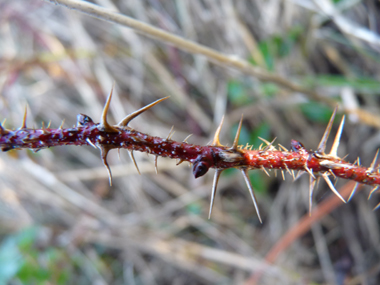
[241,169,262,223]
[41,121,45,129]
[166,126,175,141]
[128,150,141,175]
[210,116,225,146]
[176,159,184,166]
[59,119,65,129]
[348,182,360,202]
[309,176,317,216]
[231,115,243,150]
[21,105,28,129]
[47,120,51,129]
[291,170,295,180]
[117,149,121,161]
[294,170,305,181]
[274,169,277,177]
[329,115,345,157]
[329,169,336,179]
[322,172,346,203]
[278,144,288,151]
[208,170,222,219]
[258,137,277,151]
[99,146,113,186]
[281,170,285,180]
[183,134,192,143]
[284,164,291,175]
[369,149,379,172]
[99,84,119,133]
[318,106,338,153]
[86,138,97,149]
[154,155,158,174]
[373,202,380,211]
[368,186,379,200]
[304,165,315,179]
[117,97,169,127]
[260,165,270,177]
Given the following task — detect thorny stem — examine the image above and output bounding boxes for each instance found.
[1,90,380,222]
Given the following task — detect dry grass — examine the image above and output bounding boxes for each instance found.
[1,0,380,284]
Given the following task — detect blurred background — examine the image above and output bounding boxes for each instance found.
[1,0,380,284]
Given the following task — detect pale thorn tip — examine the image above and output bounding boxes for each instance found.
[368,186,379,200]
[295,170,306,181]
[128,150,141,175]
[309,176,317,216]
[322,172,346,203]
[208,170,222,219]
[117,97,170,128]
[304,164,315,179]
[99,84,119,133]
[154,155,158,174]
[241,169,262,223]
[166,126,175,141]
[210,116,225,146]
[86,138,97,149]
[348,182,360,202]
[260,166,270,177]
[231,115,243,150]
[59,119,65,129]
[368,149,380,172]
[329,115,345,157]
[281,170,285,180]
[99,146,113,186]
[278,144,288,151]
[21,105,28,129]
[318,106,338,153]
[183,134,192,143]
[373,202,380,211]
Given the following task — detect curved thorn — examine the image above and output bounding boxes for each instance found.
[117,97,170,127]
[329,115,345,157]
[309,176,317,216]
[368,186,379,200]
[318,106,338,153]
[210,116,225,146]
[154,155,158,174]
[369,149,379,172]
[86,138,97,149]
[176,159,184,166]
[99,84,119,133]
[208,170,222,219]
[59,119,65,129]
[183,134,192,143]
[241,169,262,223]
[322,172,346,203]
[231,115,243,150]
[348,182,359,202]
[128,150,141,175]
[99,146,113,186]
